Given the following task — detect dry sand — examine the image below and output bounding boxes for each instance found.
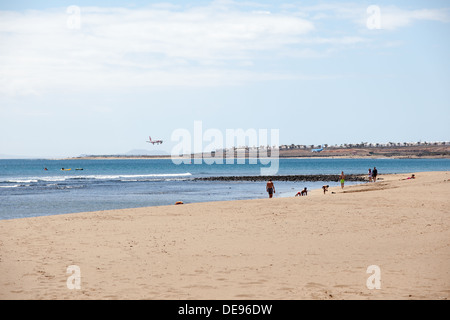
[0,171,449,300]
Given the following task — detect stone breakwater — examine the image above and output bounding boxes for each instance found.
[194,174,367,182]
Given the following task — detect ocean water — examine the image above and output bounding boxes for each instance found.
[0,158,449,220]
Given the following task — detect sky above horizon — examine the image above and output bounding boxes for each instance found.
[1,0,449,158]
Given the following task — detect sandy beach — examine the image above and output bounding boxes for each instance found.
[0,171,449,300]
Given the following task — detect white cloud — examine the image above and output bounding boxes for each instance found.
[0,3,315,96]
[292,3,450,30]
[1,2,448,97]
[374,7,450,30]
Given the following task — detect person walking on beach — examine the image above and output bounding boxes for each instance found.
[339,171,345,189]
[372,167,378,182]
[368,168,372,182]
[266,179,275,198]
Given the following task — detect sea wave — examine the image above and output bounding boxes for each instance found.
[4,179,39,183]
[0,173,193,184]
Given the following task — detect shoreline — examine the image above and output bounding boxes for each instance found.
[0,172,433,223]
[0,172,436,222]
[1,171,449,299]
[3,154,448,161]
[56,145,450,160]
[57,155,450,160]
[0,176,366,222]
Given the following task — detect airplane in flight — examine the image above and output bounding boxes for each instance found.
[147,136,163,145]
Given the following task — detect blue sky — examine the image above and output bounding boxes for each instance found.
[1,0,449,157]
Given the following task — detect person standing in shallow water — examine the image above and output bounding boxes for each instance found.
[372,167,378,182]
[339,171,345,189]
[266,179,275,198]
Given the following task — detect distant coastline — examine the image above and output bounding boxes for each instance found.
[65,144,450,160]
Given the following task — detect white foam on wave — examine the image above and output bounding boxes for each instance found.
[75,173,192,180]
[5,179,38,183]
[1,173,193,183]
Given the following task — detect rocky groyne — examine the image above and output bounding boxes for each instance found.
[194,174,367,182]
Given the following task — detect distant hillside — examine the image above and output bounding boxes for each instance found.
[73,149,171,159]
[123,149,170,156]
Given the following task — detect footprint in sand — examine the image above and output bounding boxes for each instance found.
[305,282,326,288]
